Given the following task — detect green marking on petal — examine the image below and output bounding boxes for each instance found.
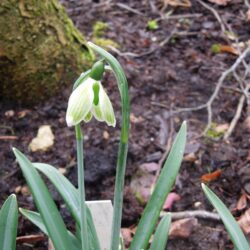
[92,82,100,106]
[99,84,116,127]
[92,103,104,122]
[84,112,92,123]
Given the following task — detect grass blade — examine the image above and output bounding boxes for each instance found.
[130,121,186,250]
[202,184,250,250]
[13,148,74,250]
[33,162,100,250]
[0,194,18,250]
[149,213,171,250]
[19,208,80,250]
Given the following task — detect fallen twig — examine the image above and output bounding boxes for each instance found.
[224,84,250,140]
[196,0,226,34]
[156,13,203,21]
[175,46,250,135]
[161,210,221,221]
[244,0,250,9]
[115,3,145,16]
[0,135,18,140]
[108,28,177,58]
[152,111,174,186]
[16,234,46,244]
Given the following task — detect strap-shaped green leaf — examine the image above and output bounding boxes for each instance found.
[149,213,171,250]
[0,194,18,250]
[130,121,186,250]
[202,184,250,250]
[33,162,100,250]
[13,148,74,250]
[19,208,80,250]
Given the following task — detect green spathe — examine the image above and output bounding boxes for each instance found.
[66,77,116,127]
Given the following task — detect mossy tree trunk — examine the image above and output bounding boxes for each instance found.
[0,0,94,104]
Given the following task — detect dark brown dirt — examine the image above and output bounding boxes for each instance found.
[0,0,250,249]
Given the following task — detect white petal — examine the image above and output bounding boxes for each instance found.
[66,78,95,126]
[92,104,104,122]
[98,84,116,127]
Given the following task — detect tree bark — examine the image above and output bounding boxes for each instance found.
[0,0,94,104]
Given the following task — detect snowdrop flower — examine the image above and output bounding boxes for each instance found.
[66,76,116,127]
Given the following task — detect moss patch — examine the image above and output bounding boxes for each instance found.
[0,0,94,105]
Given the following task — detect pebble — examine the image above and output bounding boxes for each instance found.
[202,21,214,29]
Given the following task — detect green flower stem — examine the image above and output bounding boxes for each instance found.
[75,124,89,250]
[88,42,130,250]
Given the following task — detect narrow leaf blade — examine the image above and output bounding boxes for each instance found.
[19,208,80,250]
[13,148,74,250]
[0,194,18,250]
[149,213,171,250]
[33,162,100,250]
[34,163,79,223]
[202,184,250,250]
[130,121,186,250]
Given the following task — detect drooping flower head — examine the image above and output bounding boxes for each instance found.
[66,61,116,127]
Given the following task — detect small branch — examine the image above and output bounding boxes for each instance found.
[16,234,46,244]
[224,84,250,140]
[108,28,177,58]
[196,0,226,34]
[244,0,250,9]
[152,113,174,186]
[115,3,145,16]
[156,13,203,21]
[161,210,221,221]
[175,46,250,135]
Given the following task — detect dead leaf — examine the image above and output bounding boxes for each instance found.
[164,0,191,7]
[29,125,55,152]
[237,193,248,211]
[18,109,31,118]
[184,152,197,163]
[207,0,230,5]
[21,185,30,196]
[201,169,222,183]
[58,168,67,175]
[169,218,198,239]
[121,228,133,247]
[15,185,22,194]
[103,131,110,139]
[238,208,250,234]
[4,110,15,118]
[163,192,181,210]
[214,123,229,134]
[15,185,30,196]
[219,45,239,55]
[130,163,158,204]
[130,113,144,124]
[140,162,159,173]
